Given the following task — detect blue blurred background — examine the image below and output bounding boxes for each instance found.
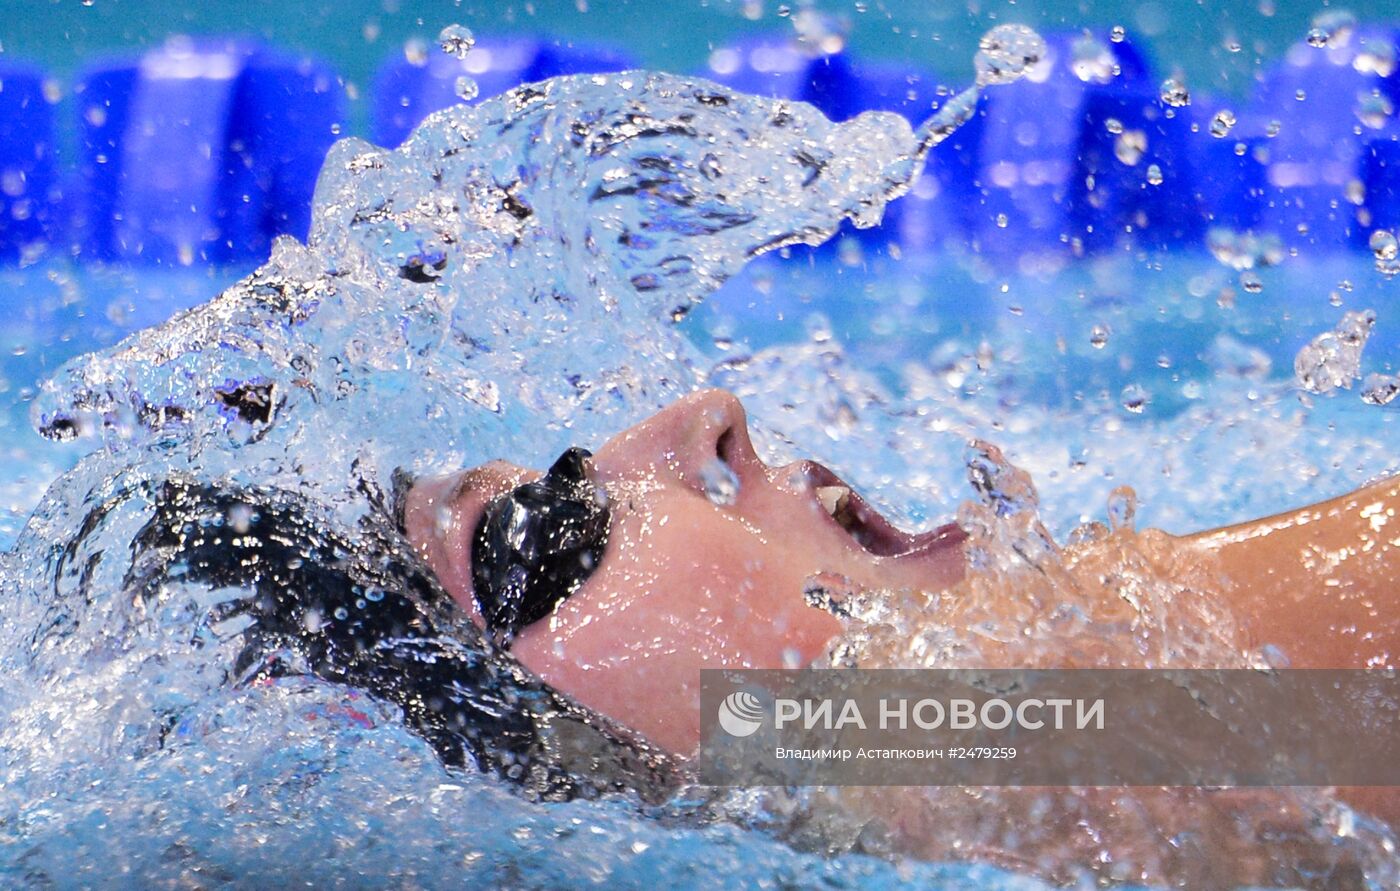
[6,0,1397,102]
[4,0,1400,263]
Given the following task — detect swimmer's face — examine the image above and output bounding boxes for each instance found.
[404,389,965,754]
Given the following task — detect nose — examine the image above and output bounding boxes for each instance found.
[590,389,762,486]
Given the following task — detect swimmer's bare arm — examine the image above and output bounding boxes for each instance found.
[1185,475,1400,670]
[1185,476,1400,827]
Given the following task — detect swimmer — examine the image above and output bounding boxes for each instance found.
[403,388,1400,756]
[401,386,1400,875]
[130,387,1399,840]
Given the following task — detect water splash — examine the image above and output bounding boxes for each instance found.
[0,29,1072,888]
[909,24,1045,158]
[33,70,943,484]
[797,445,1396,888]
[1294,309,1377,394]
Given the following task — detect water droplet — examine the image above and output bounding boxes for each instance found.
[1119,383,1149,414]
[1105,117,1124,135]
[1362,372,1400,406]
[1308,10,1357,49]
[1370,230,1398,260]
[1109,25,1126,43]
[699,456,741,507]
[1089,323,1111,349]
[1106,486,1137,532]
[1251,643,1292,669]
[964,440,1041,518]
[403,38,429,67]
[1354,39,1397,76]
[974,24,1048,87]
[1370,230,1400,277]
[1346,179,1366,205]
[1145,163,1163,185]
[1356,91,1393,130]
[1205,333,1272,379]
[1114,129,1147,166]
[792,7,849,56]
[1070,34,1117,84]
[1067,520,1109,545]
[1206,227,1285,270]
[1240,270,1263,293]
[437,24,476,60]
[1159,77,1190,107]
[454,75,479,102]
[226,503,254,534]
[995,212,1008,229]
[1209,109,1236,138]
[1294,309,1376,394]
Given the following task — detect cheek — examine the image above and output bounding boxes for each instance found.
[509,495,844,754]
[557,499,840,655]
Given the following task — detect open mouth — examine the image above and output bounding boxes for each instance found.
[801,461,966,558]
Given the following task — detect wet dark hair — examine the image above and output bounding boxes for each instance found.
[123,475,679,804]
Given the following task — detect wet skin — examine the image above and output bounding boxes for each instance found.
[407,388,1400,828]
[404,389,965,754]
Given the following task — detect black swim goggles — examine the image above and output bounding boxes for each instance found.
[470,447,610,645]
